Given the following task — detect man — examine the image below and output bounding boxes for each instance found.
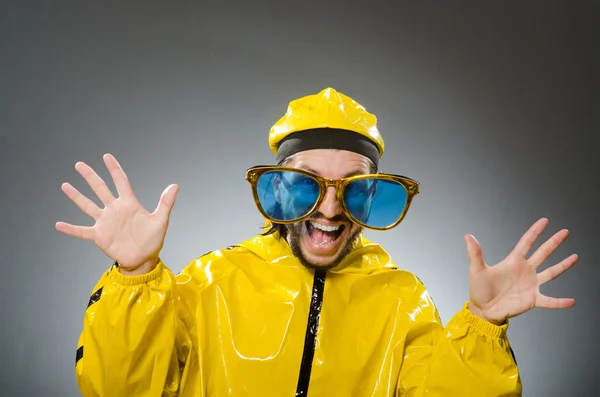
[57,87,577,396]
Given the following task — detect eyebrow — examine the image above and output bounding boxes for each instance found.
[301,166,368,178]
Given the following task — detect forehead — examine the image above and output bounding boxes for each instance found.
[285,149,372,179]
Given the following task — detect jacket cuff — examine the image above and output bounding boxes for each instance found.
[461,301,509,338]
[110,260,165,286]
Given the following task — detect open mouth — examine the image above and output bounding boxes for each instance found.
[305,220,346,248]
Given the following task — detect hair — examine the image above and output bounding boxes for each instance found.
[261,152,378,239]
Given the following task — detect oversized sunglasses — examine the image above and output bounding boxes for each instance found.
[245,166,420,230]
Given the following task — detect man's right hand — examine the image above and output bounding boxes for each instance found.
[56,154,179,276]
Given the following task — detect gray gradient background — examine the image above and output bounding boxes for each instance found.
[1,2,598,396]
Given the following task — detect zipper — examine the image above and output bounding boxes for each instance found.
[295,269,327,396]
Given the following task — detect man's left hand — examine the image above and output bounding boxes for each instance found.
[465,218,577,325]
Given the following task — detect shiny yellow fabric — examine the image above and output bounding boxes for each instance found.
[269,87,385,156]
[76,233,521,396]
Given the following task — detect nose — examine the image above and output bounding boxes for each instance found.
[317,186,343,219]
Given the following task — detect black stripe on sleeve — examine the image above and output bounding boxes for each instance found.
[87,287,103,308]
[75,346,83,366]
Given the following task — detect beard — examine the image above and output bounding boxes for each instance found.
[285,216,362,271]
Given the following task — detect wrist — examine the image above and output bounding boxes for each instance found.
[467,301,505,326]
[118,257,159,276]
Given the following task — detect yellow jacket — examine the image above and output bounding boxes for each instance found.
[75,233,521,396]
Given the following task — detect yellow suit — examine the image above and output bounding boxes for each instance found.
[75,232,521,396]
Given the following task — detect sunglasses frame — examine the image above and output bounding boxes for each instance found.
[245,165,420,231]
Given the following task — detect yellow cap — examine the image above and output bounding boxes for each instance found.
[268,87,385,157]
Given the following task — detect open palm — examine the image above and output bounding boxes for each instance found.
[466,218,577,325]
[56,154,179,275]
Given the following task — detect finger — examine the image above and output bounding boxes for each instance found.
[528,229,570,268]
[465,234,486,272]
[103,153,134,197]
[153,184,179,222]
[61,182,102,220]
[537,254,578,285]
[535,293,575,309]
[55,222,95,241]
[511,218,549,258]
[75,161,116,206]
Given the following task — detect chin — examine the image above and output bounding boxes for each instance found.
[301,252,340,269]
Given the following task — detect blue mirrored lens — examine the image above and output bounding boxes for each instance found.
[344,178,408,228]
[256,171,321,221]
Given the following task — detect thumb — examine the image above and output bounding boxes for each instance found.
[465,234,486,272]
[154,184,180,222]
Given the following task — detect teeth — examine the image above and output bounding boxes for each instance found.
[310,221,341,232]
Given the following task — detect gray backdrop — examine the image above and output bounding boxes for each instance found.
[1,1,598,396]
